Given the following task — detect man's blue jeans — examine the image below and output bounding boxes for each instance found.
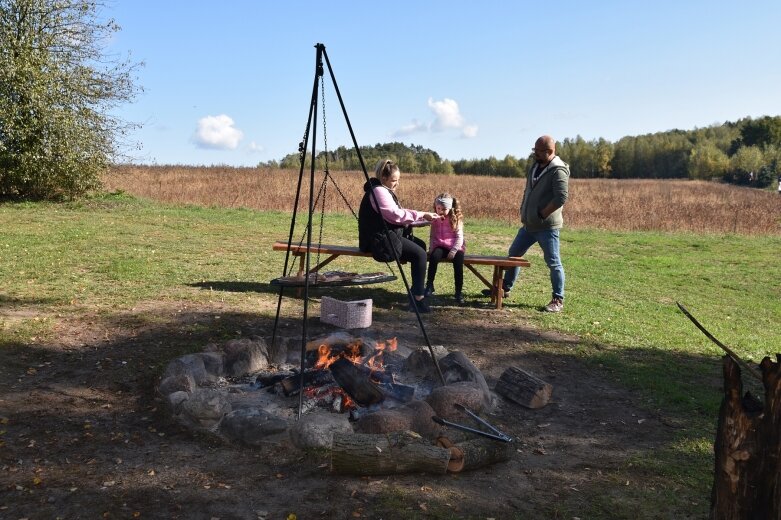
[503,227,565,300]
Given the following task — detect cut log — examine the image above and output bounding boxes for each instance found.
[331,431,451,475]
[495,366,552,409]
[437,436,513,473]
[710,354,781,519]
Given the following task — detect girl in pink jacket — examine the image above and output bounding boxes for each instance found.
[425,193,466,304]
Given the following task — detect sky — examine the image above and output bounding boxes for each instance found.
[104,0,781,167]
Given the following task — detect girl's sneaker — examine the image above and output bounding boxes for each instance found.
[454,293,465,305]
[424,283,435,296]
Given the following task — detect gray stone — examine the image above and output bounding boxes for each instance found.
[354,400,441,440]
[223,338,269,377]
[426,381,488,420]
[439,351,493,409]
[289,411,353,450]
[403,346,449,379]
[265,335,291,366]
[220,408,290,446]
[179,388,231,430]
[162,354,213,385]
[198,351,225,378]
[165,391,189,415]
[158,373,195,396]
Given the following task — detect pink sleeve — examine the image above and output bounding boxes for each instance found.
[450,223,465,253]
[371,186,421,225]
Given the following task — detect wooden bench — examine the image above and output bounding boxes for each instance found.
[273,241,530,310]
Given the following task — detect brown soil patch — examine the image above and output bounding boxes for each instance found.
[0,299,686,519]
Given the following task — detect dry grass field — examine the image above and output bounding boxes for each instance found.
[106,165,781,235]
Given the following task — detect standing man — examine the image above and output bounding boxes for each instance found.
[485,135,570,312]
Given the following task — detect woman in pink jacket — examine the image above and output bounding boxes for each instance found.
[358,159,439,313]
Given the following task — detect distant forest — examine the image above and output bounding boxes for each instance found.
[259,115,781,188]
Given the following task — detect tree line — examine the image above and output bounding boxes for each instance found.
[262,116,781,189]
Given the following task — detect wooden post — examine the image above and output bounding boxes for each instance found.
[710,354,780,519]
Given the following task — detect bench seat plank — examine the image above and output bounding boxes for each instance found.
[272,241,529,309]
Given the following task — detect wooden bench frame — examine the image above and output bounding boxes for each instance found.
[273,241,529,310]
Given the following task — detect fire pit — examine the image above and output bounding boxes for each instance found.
[157,330,509,474]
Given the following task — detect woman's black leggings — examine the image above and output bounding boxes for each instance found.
[400,235,427,297]
[427,248,464,294]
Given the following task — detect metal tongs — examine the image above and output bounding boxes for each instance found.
[432,403,513,443]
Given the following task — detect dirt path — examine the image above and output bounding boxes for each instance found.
[0,301,691,519]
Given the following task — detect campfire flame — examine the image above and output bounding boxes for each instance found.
[307,337,399,411]
[365,337,397,371]
[313,339,364,370]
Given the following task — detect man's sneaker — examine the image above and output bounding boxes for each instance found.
[481,286,509,298]
[408,297,432,314]
[454,293,465,305]
[544,297,564,313]
[424,283,435,297]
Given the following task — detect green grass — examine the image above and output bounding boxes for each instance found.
[1,192,779,516]
[2,192,778,404]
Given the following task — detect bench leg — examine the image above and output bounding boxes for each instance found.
[295,254,305,298]
[466,264,504,309]
[493,266,503,310]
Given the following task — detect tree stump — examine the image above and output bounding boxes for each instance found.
[495,366,552,409]
[710,354,781,519]
[331,430,450,475]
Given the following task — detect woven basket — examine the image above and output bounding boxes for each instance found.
[320,296,372,329]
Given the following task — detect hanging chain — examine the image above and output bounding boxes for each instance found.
[317,78,329,262]
[327,175,358,219]
[289,63,394,278]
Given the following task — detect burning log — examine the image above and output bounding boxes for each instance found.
[710,354,781,519]
[331,431,451,475]
[279,369,334,396]
[437,436,512,473]
[255,371,294,389]
[495,366,552,409]
[329,358,385,406]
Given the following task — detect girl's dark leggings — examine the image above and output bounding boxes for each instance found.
[427,247,464,294]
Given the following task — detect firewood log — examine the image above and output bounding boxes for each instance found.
[331,431,450,475]
[495,366,552,409]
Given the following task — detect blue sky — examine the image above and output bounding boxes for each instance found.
[106,1,781,167]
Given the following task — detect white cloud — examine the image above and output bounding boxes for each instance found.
[393,97,478,139]
[192,114,244,150]
[461,125,478,138]
[428,97,464,131]
[247,141,264,153]
[392,119,429,137]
